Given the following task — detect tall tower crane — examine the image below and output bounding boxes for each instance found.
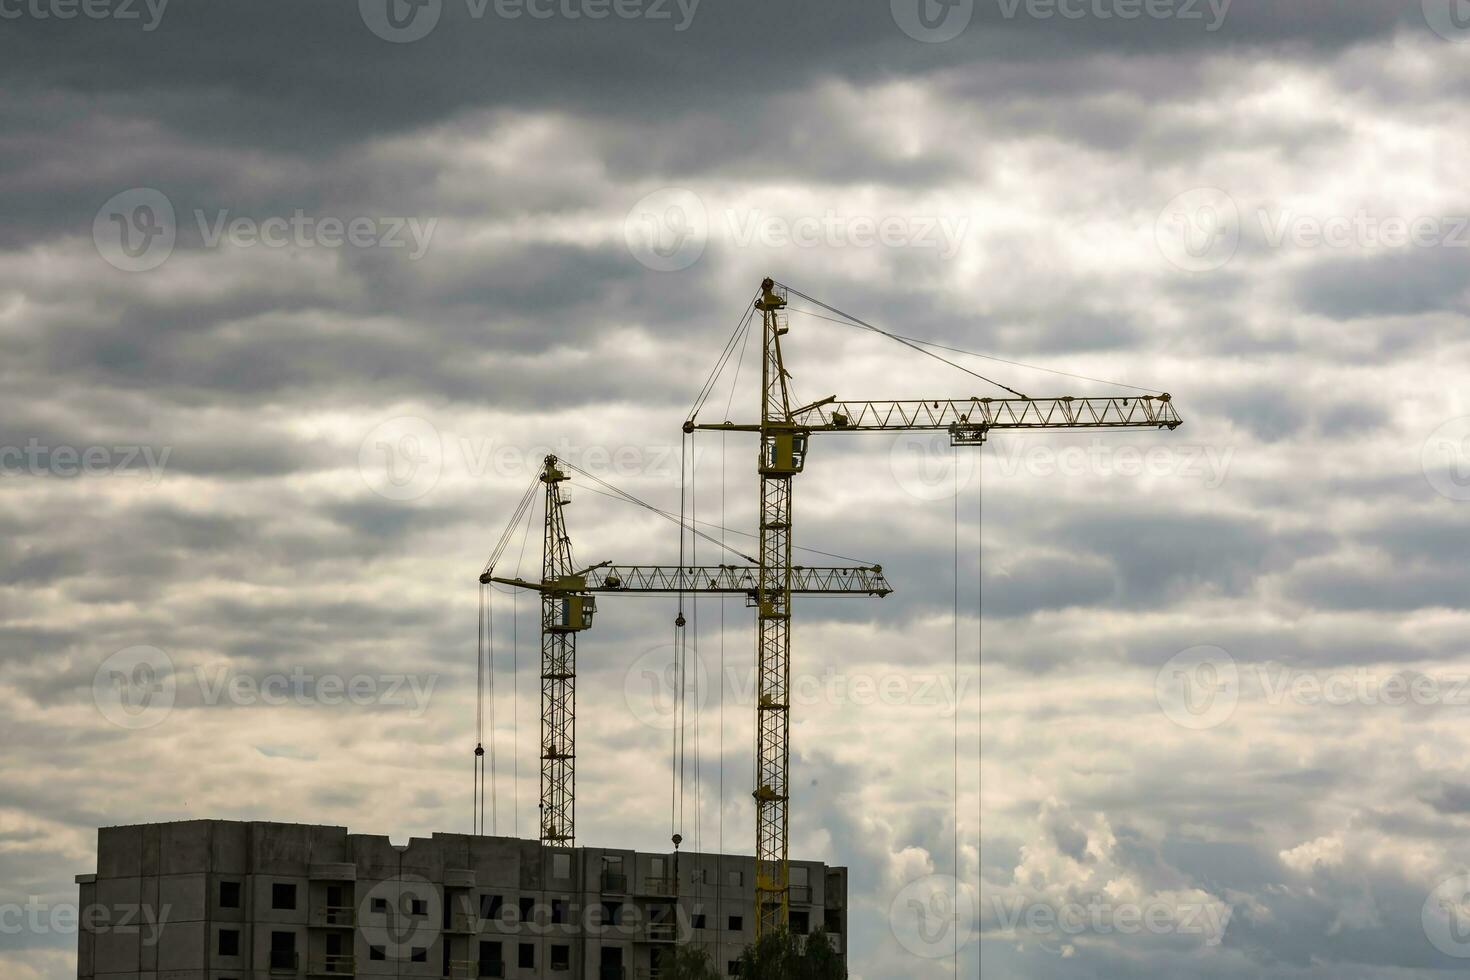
[480,454,892,846]
[684,279,1183,937]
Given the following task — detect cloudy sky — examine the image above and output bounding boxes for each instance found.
[5,1,1470,977]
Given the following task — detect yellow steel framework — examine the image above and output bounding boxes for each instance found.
[537,457,581,844]
[685,278,1183,938]
[481,454,890,849]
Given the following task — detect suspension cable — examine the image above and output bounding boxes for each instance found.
[691,430,702,857]
[488,582,497,836]
[786,306,1164,395]
[569,481,874,567]
[779,284,1030,398]
[512,583,519,838]
[953,446,960,980]
[555,457,759,565]
[481,473,541,576]
[689,298,759,422]
[475,581,486,835]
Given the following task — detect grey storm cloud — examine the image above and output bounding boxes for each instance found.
[4,3,1470,980]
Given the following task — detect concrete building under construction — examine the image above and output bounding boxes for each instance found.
[73,819,847,980]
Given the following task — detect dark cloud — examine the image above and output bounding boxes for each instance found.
[3,4,1468,980]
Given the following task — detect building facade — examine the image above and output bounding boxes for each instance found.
[74,820,848,980]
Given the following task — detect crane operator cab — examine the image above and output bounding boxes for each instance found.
[761,429,808,476]
[546,573,597,631]
[550,593,595,631]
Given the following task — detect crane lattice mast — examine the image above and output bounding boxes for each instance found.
[481,454,891,849]
[686,278,1183,937]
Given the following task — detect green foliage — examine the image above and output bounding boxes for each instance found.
[734,928,846,980]
[799,930,845,980]
[664,943,721,980]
